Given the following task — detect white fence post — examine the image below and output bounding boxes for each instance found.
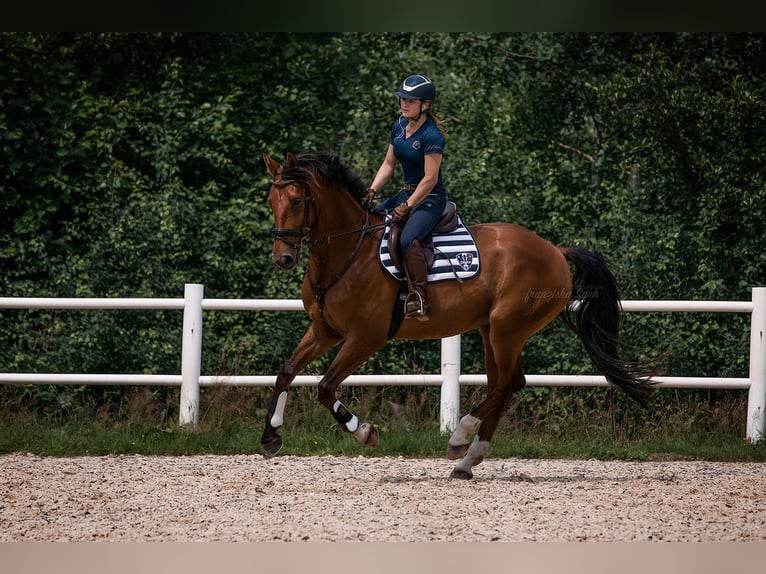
[179,283,204,427]
[440,335,461,433]
[747,287,766,443]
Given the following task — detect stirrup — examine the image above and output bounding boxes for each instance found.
[404,291,430,321]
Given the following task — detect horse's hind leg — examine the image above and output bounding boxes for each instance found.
[450,344,526,479]
[447,326,496,460]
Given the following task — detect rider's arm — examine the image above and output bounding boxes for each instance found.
[369,144,397,194]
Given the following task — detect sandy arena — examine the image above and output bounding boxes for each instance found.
[1,453,764,542]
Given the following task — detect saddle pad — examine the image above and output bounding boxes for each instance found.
[378,215,480,283]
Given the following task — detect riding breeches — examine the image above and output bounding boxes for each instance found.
[376,190,447,251]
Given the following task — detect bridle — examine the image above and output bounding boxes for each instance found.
[268,176,387,307]
[270,179,313,251]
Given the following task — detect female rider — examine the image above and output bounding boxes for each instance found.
[365,74,448,321]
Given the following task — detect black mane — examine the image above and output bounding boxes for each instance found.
[280,151,368,201]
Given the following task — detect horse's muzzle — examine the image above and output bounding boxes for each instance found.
[274,251,298,269]
[271,228,302,269]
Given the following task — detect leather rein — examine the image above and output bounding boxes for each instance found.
[270,178,386,307]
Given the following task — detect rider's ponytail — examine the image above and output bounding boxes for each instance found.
[426,109,447,139]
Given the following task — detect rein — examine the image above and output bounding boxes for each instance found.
[270,177,387,307]
[307,218,387,245]
[271,179,387,246]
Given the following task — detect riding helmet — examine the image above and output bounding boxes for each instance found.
[396,74,436,102]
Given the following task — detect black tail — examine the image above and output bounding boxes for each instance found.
[561,247,656,408]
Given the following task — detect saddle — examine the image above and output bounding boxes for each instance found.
[387,201,459,274]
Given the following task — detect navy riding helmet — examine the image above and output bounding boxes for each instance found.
[395,74,436,102]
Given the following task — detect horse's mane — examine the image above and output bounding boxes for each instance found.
[280,152,368,202]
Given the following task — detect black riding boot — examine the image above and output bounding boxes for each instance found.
[403,240,430,321]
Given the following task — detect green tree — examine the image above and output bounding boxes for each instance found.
[1,33,764,420]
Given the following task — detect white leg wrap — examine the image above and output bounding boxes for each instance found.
[270,391,288,428]
[449,414,481,447]
[333,400,359,433]
[346,415,359,433]
[453,437,490,475]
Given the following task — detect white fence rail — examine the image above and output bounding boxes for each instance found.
[1,284,764,443]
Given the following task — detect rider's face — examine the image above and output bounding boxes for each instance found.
[399,97,427,119]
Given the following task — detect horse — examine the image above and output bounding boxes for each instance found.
[261,150,654,479]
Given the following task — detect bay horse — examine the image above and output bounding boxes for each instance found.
[262,150,653,479]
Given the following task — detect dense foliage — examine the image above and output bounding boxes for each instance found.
[1,33,764,422]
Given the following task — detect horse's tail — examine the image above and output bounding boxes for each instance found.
[560,247,656,408]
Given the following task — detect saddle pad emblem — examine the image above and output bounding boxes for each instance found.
[456,252,473,271]
[378,215,481,283]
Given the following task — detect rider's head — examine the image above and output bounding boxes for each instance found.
[396,74,436,102]
[396,74,436,120]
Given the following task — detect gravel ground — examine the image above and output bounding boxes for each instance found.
[1,453,764,542]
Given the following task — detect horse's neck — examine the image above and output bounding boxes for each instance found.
[307,191,380,274]
[310,187,367,239]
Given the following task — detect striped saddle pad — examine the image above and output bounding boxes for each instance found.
[378,215,480,283]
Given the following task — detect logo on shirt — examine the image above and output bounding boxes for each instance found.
[411,140,421,150]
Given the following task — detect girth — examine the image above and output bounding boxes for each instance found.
[387,201,458,274]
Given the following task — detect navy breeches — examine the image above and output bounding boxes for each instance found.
[376,190,447,251]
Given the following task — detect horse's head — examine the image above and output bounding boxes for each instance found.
[263,152,311,270]
[263,150,372,271]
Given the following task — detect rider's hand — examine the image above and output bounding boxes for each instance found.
[364,188,376,209]
[392,201,411,222]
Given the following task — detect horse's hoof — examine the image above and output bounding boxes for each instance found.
[446,443,469,460]
[449,468,473,480]
[261,435,283,459]
[355,422,380,448]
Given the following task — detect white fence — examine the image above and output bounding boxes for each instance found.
[0,284,764,443]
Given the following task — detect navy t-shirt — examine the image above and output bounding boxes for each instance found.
[390,116,446,197]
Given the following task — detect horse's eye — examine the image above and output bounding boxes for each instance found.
[291,198,303,209]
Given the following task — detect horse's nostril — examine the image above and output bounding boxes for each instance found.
[278,254,295,269]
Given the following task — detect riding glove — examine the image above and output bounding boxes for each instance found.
[364,188,376,209]
[391,201,411,222]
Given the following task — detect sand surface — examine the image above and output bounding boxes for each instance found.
[1,453,764,542]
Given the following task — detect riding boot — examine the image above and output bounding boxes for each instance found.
[403,240,430,321]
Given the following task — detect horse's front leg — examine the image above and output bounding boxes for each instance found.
[261,321,341,458]
[316,336,386,449]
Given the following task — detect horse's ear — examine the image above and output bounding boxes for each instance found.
[285,152,298,167]
[263,152,282,178]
